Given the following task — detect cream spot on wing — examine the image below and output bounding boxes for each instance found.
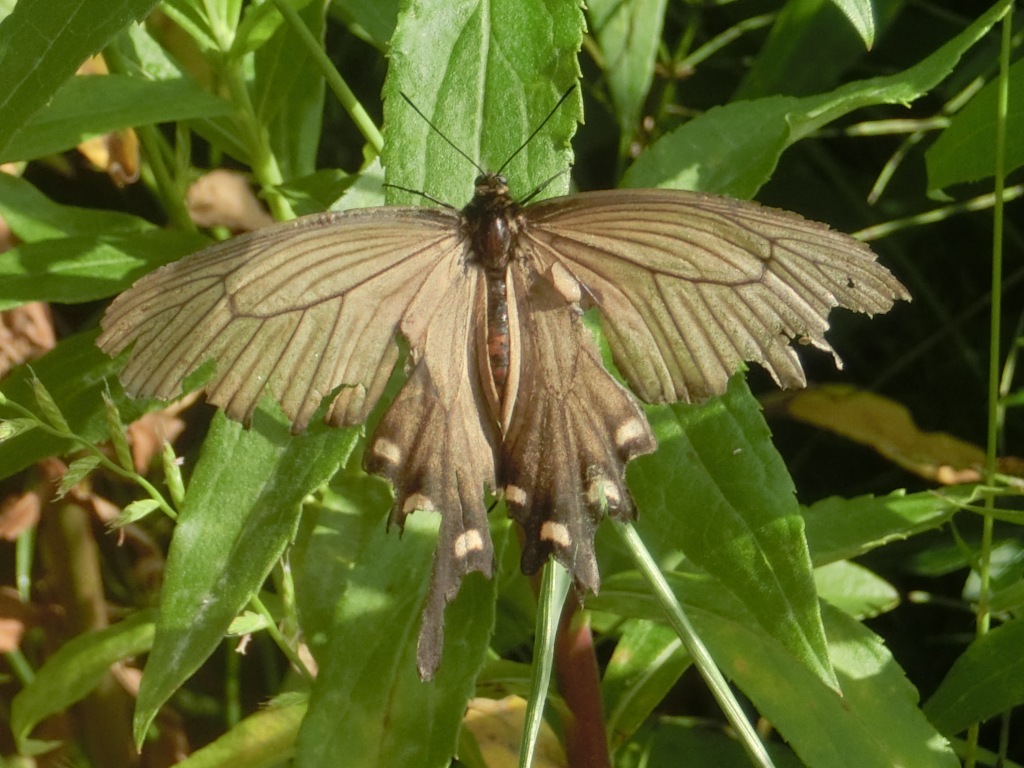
[540,521,571,548]
[454,529,485,559]
[547,261,582,303]
[615,418,647,448]
[587,475,621,509]
[505,485,527,506]
[372,438,401,466]
[403,493,435,514]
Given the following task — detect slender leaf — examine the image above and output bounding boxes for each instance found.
[923,617,1024,736]
[0,0,159,155]
[626,0,1013,197]
[588,0,666,143]
[0,229,209,311]
[926,57,1024,191]
[0,171,152,241]
[10,609,156,748]
[802,488,964,565]
[0,75,232,164]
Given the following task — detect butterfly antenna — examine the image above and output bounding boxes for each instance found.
[519,169,572,205]
[496,84,577,176]
[400,92,486,176]
[382,182,457,209]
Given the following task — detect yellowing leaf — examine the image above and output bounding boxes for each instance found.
[767,385,1021,484]
[462,696,566,768]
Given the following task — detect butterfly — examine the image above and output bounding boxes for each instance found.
[97,93,909,678]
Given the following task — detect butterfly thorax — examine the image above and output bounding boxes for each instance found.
[461,173,525,430]
[461,173,522,271]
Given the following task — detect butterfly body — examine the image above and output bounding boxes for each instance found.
[98,174,908,678]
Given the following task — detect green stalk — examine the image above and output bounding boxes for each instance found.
[271,0,383,154]
[966,5,1012,766]
[615,521,777,768]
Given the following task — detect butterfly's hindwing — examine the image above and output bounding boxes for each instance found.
[500,260,657,590]
[363,254,499,679]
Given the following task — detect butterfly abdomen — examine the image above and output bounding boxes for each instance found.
[485,272,511,394]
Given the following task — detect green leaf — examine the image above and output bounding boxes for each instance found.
[0,0,160,156]
[802,488,963,565]
[0,229,209,311]
[381,0,584,207]
[625,0,1013,197]
[926,57,1024,191]
[174,694,308,768]
[0,171,151,243]
[813,560,899,619]
[56,455,103,498]
[0,332,165,481]
[630,375,837,690]
[132,411,358,745]
[10,609,156,749]
[0,418,37,441]
[829,0,877,49]
[253,0,327,181]
[596,574,959,767]
[0,75,233,163]
[588,0,666,143]
[293,491,499,766]
[112,498,162,527]
[329,0,399,49]
[736,0,899,100]
[162,441,186,508]
[602,619,691,752]
[102,390,133,471]
[29,375,70,432]
[923,617,1024,736]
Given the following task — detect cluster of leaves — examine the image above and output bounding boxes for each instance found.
[0,0,1020,767]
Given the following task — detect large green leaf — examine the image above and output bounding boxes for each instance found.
[595,574,959,767]
[629,375,836,690]
[381,0,583,208]
[132,412,358,744]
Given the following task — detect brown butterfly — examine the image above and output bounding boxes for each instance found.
[97,95,909,678]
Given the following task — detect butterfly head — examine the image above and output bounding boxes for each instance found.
[473,172,511,200]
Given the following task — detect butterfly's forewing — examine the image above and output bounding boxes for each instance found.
[523,189,909,406]
[362,256,499,678]
[501,261,657,589]
[98,208,462,431]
